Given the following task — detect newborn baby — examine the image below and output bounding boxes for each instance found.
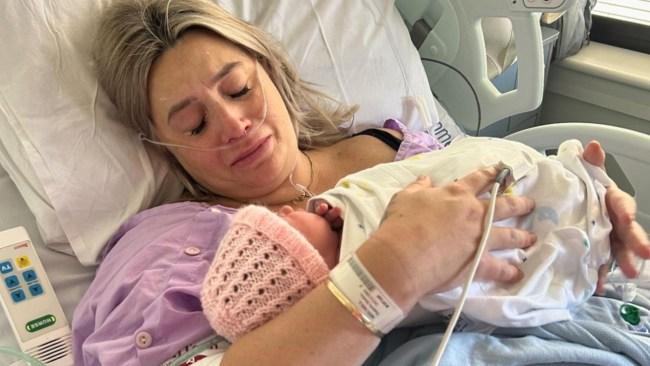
[202,137,613,341]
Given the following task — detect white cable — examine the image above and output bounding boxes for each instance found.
[430,181,502,366]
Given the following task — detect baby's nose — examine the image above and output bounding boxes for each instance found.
[278,205,294,217]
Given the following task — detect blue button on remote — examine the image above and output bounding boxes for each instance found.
[28,283,44,297]
[10,289,26,303]
[0,261,13,274]
[4,275,19,289]
[22,269,37,282]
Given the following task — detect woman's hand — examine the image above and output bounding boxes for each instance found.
[582,141,650,294]
[364,167,536,308]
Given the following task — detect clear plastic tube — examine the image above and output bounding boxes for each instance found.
[0,347,45,366]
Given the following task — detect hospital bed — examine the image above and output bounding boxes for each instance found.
[397,0,650,231]
[0,0,648,365]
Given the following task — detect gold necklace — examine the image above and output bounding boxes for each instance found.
[288,151,314,202]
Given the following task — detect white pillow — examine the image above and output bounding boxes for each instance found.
[0,1,183,266]
[0,0,457,265]
[217,1,441,131]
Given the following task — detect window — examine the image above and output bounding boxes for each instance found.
[593,0,650,26]
[591,0,650,54]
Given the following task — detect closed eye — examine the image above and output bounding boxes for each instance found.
[188,85,251,136]
[190,118,206,136]
[231,86,251,99]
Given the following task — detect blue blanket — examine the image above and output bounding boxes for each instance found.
[364,283,650,366]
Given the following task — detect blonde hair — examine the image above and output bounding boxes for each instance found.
[94,0,357,198]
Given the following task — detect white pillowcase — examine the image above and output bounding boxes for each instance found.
[0,0,456,265]
[0,1,182,266]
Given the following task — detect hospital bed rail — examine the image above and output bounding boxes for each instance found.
[506,122,650,232]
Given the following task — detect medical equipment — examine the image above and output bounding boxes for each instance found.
[397,0,572,131]
[0,347,44,366]
[430,167,511,366]
[506,122,650,233]
[0,227,73,366]
[610,260,648,303]
[328,254,406,337]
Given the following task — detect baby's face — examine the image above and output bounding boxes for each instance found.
[277,205,340,269]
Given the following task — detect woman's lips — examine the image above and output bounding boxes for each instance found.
[230,136,271,167]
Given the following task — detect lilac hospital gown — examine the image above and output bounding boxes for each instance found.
[72,120,442,365]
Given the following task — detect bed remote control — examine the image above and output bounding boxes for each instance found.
[0,227,73,365]
[511,0,568,11]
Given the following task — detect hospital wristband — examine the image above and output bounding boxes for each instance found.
[326,280,384,337]
[328,254,405,337]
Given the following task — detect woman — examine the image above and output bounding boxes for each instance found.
[72,0,650,365]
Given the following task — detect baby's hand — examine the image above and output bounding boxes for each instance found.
[312,199,343,230]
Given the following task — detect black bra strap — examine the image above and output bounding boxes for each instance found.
[351,128,402,151]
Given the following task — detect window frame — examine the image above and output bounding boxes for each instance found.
[590,0,650,55]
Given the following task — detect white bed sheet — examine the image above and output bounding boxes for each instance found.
[0,163,95,350]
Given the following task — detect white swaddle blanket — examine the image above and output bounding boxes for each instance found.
[314,137,613,327]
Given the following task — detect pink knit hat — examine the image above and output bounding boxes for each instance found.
[201,205,329,342]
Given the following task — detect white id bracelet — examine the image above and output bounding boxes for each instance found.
[328,254,405,336]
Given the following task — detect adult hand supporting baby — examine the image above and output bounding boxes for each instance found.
[582,141,650,294]
[356,166,536,312]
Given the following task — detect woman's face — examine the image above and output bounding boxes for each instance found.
[148,29,298,201]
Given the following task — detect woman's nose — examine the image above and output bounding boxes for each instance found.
[208,102,253,145]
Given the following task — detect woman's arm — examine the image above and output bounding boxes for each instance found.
[221,271,381,365]
[222,168,535,366]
